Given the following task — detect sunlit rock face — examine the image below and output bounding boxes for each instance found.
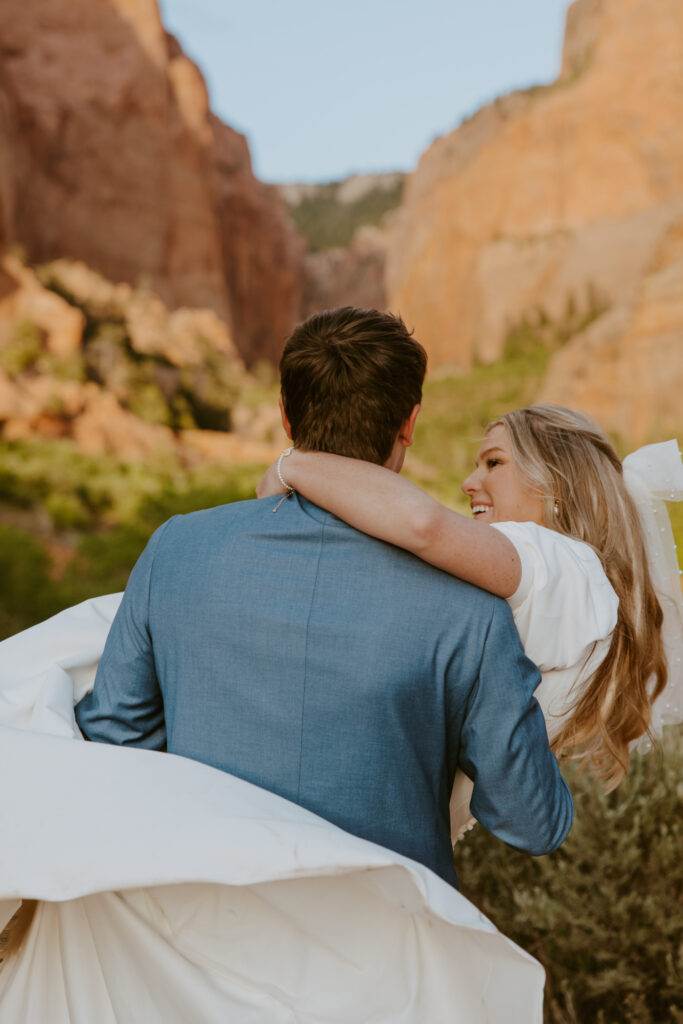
[0,254,286,462]
[540,208,683,443]
[385,0,683,439]
[0,0,304,366]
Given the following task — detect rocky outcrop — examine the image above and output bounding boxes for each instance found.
[0,366,281,464]
[0,255,283,462]
[0,369,178,459]
[301,227,387,319]
[541,208,683,442]
[0,257,84,358]
[34,259,243,370]
[386,0,683,391]
[0,0,304,366]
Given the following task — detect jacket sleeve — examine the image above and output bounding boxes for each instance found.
[455,599,574,855]
[74,521,172,749]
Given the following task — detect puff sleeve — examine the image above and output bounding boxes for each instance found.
[491,522,618,671]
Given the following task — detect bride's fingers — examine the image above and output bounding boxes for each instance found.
[256,463,285,499]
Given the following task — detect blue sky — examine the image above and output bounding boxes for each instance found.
[159,0,572,184]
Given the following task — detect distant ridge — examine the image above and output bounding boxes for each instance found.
[278,173,405,252]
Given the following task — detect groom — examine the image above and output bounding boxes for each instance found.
[76,306,573,887]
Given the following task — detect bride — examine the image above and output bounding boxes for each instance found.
[0,404,680,1023]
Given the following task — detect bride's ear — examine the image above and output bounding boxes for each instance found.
[278,395,293,440]
[398,404,421,448]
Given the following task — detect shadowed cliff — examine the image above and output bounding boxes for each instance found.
[0,0,304,365]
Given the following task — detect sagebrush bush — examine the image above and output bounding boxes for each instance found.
[454,730,683,1024]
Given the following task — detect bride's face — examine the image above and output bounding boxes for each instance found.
[462,424,544,525]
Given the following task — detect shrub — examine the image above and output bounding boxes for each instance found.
[454,730,683,1023]
[0,319,43,377]
[180,354,240,432]
[56,525,152,604]
[0,527,62,637]
[36,351,86,382]
[44,492,92,530]
[126,380,172,426]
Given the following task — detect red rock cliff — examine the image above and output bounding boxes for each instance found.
[0,0,304,365]
[209,114,305,366]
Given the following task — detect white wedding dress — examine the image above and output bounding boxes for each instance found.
[0,596,545,1023]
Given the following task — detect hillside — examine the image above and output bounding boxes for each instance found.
[279,173,404,252]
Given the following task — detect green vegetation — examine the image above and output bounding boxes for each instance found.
[519,44,596,105]
[33,263,241,432]
[285,177,404,251]
[455,729,683,1024]
[36,350,86,383]
[0,526,61,639]
[408,331,552,505]
[0,439,263,637]
[0,319,43,377]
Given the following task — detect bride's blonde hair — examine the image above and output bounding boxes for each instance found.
[0,901,36,966]
[491,404,667,789]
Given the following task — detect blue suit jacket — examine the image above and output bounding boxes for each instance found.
[76,494,573,886]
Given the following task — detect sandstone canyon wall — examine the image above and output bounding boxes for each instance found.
[386,0,683,440]
[0,0,304,366]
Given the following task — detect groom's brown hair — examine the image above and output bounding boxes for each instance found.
[279,307,427,465]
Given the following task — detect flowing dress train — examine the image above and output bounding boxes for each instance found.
[0,596,544,1023]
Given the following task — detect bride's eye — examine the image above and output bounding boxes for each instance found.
[486,458,501,468]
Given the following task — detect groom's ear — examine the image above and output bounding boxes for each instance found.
[278,395,293,440]
[398,404,421,448]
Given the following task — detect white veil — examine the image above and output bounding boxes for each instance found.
[622,440,683,750]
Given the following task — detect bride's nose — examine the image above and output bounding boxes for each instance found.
[461,469,478,496]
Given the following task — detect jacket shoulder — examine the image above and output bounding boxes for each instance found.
[163,497,263,532]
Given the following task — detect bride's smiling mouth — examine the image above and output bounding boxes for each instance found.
[471,504,493,518]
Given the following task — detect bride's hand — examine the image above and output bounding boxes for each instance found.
[256,460,286,499]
